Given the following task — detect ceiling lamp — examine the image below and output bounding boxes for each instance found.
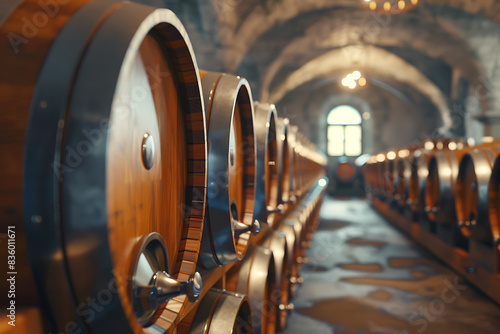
[360,0,420,13]
[341,70,368,90]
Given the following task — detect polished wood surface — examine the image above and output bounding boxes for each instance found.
[1,3,207,332]
[228,103,247,247]
[265,112,279,213]
[0,0,92,306]
[199,71,256,266]
[106,34,190,333]
[456,145,500,241]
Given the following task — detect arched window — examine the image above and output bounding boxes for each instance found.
[327,105,362,156]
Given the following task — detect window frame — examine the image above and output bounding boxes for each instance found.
[327,105,362,157]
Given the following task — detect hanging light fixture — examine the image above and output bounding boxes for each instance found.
[360,0,420,13]
[341,70,368,90]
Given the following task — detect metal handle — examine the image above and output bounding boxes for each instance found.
[266,204,284,215]
[290,276,304,284]
[279,303,295,311]
[134,272,202,311]
[233,219,261,238]
[424,206,438,213]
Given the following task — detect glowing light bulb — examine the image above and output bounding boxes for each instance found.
[398,0,405,9]
[359,77,367,86]
[370,1,377,10]
[424,141,434,150]
[482,136,494,143]
[352,71,361,80]
[384,2,391,11]
[387,151,396,160]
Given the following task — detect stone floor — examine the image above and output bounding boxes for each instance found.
[285,197,500,334]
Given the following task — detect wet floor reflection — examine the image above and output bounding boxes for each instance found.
[285,197,500,334]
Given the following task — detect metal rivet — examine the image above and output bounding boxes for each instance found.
[31,215,43,224]
[142,134,155,170]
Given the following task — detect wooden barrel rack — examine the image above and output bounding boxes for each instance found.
[365,138,500,305]
[0,1,329,333]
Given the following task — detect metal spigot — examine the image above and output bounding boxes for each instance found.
[134,272,202,312]
[279,303,294,311]
[233,219,261,238]
[290,276,303,285]
[267,204,284,215]
[424,206,438,213]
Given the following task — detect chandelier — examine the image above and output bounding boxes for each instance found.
[341,71,367,90]
[360,0,420,13]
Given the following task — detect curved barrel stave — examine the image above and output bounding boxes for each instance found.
[226,245,278,334]
[189,290,254,334]
[198,71,257,269]
[253,102,280,227]
[457,144,500,243]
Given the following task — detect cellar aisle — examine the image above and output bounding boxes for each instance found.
[285,197,500,334]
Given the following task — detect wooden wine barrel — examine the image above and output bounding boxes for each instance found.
[425,146,482,223]
[395,154,412,207]
[289,211,309,253]
[277,117,294,205]
[295,139,327,193]
[408,149,433,215]
[376,155,387,197]
[384,157,396,200]
[277,220,302,299]
[198,71,257,269]
[488,155,500,250]
[288,124,299,199]
[337,161,356,182]
[294,132,305,195]
[409,139,467,214]
[362,159,377,194]
[253,102,281,227]
[227,245,277,334]
[262,231,292,330]
[0,0,97,309]
[457,145,500,242]
[5,2,207,333]
[190,290,253,334]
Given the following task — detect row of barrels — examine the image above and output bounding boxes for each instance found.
[0,1,327,333]
[186,185,326,333]
[363,137,500,271]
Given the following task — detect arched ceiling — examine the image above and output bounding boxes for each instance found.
[239,7,480,89]
[215,0,500,72]
[152,0,500,139]
[264,45,453,128]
